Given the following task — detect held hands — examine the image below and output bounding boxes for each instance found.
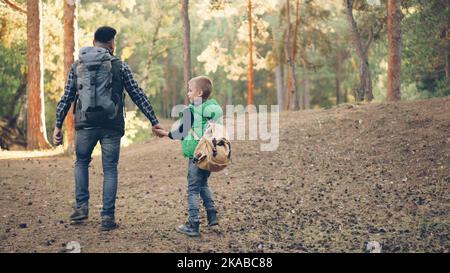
[53,125,167,144]
[152,124,169,138]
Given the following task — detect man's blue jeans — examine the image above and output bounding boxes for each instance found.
[74,128,121,218]
[187,158,215,223]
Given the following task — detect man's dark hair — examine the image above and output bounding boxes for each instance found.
[94,26,117,43]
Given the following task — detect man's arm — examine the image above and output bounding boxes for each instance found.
[121,62,159,126]
[55,65,77,129]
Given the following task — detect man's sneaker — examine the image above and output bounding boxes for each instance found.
[70,206,88,223]
[100,216,118,231]
[206,209,219,227]
[176,221,200,237]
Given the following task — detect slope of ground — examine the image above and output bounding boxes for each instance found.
[0,97,449,253]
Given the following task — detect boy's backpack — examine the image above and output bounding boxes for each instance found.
[191,122,231,172]
[74,46,119,125]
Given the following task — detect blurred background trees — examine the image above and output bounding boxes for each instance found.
[0,0,449,150]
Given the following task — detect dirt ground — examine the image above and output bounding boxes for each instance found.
[0,97,449,253]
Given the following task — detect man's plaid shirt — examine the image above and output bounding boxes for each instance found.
[55,62,159,128]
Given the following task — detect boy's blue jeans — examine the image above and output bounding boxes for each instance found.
[74,128,121,218]
[187,158,215,223]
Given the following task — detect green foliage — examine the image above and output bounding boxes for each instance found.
[0,43,26,117]
[402,0,449,98]
[0,1,27,117]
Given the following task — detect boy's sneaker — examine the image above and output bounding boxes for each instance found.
[100,216,118,231]
[176,221,200,237]
[70,206,89,223]
[206,209,219,226]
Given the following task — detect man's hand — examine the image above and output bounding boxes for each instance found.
[154,128,169,137]
[152,124,167,138]
[53,127,63,146]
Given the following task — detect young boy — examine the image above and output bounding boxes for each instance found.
[155,76,223,237]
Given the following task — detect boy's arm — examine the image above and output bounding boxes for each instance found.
[55,65,77,129]
[121,62,160,126]
[168,107,194,140]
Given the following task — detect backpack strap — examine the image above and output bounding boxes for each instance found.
[190,128,200,141]
[190,120,215,141]
[72,62,79,114]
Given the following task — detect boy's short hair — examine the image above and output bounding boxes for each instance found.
[94,26,117,43]
[190,76,213,100]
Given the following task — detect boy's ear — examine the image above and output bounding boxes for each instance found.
[197,89,203,97]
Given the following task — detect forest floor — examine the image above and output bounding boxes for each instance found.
[0,97,449,253]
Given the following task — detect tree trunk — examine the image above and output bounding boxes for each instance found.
[445,0,450,79]
[227,86,233,106]
[344,0,373,102]
[290,0,300,110]
[446,37,450,79]
[284,0,300,111]
[335,54,341,105]
[171,65,178,108]
[159,86,164,117]
[182,0,191,105]
[284,0,292,110]
[335,76,341,105]
[446,41,450,79]
[247,0,254,106]
[26,0,50,150]
[63,0,78,153]
[387,0,402,101]
[365,58,373,101]
[275,65,284,110]
[163,52,171,118]
[291,69,300,110]
[298,59,310,110]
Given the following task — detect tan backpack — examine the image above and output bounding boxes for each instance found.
[191,122,231,172]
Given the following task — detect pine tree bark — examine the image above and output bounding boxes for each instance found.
[291,0,300,110]
[344,0,374,102]
[387,0,402,101]
[163,52,172,118]
[284,0,300,110]
[275,65,284,110]
[247,0,255,106]
[26,0,50,150]
[64,0,78,153]
[446,37,450,79]
[182,0,191,105]
[445,0,450,79]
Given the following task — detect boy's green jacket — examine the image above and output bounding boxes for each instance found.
[182,99,223,158]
